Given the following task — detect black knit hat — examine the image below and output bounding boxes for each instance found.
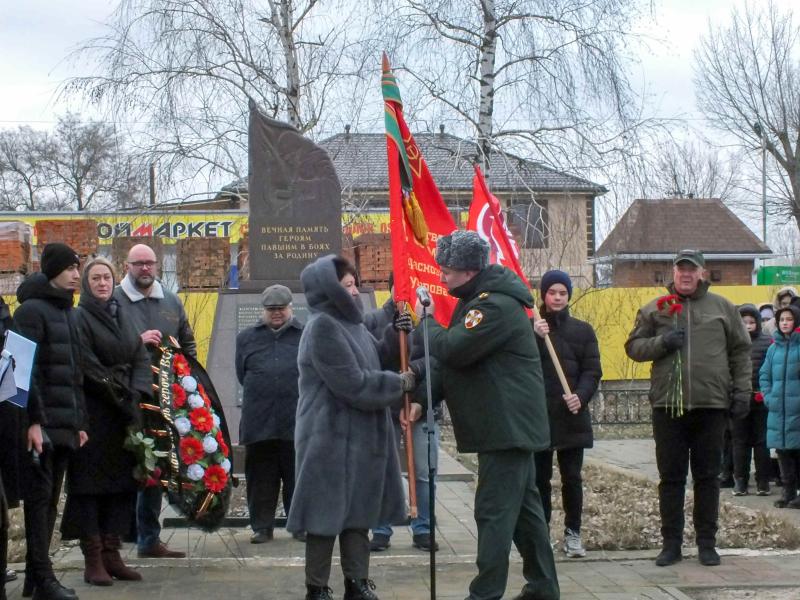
[41,243,80,280]
[540,269,573,300]
[435,230,489,271]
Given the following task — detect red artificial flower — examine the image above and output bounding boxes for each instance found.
[172,383,187,408]
[152,467,162,478]
[668,303,683,316]
[189,407,214,433]
[173,354,191,377]
[145,476,159,488]
[656,294,679,311]
[216,430,229,457]
[180,436,205,465]
[203,464,228,493]
[754,392,764,403]
[198,384,211,407]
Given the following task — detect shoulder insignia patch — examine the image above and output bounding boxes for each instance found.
[465,309,484,329]
[479,292,490,299]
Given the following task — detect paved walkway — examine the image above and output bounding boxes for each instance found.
[590,439,800,527]
[5,443,800,599]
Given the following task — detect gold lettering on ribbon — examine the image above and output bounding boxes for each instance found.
[158,348,180,495]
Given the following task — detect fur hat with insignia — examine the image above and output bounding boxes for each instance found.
[435,230,490,271]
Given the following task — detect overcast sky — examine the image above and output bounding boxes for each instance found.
[0,0,796,146]
[0,0,789,128]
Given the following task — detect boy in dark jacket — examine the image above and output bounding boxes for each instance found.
[13,243,87,600]
[532,270,602,559]
[732,304,772,496]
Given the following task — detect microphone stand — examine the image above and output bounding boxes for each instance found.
[420,302,437,600]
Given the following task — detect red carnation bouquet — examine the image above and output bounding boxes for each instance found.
[127,339,233,532]
[657,294,685,416]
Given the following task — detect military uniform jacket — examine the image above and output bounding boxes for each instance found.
[427,265,550,454]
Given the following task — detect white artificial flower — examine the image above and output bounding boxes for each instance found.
[212,414,220,428]
[174,417,191,436]
[187,464,205,481]
[202,435,219,454]
[220,458,231,473]
[181,376,198,393]
[188,393,205,409]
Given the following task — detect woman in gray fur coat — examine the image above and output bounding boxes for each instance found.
[287,255,414,600]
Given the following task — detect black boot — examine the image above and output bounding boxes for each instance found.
[24,577,76,600]
[31,579,78,600]
[732,478,748,496]
[774,480,797,508]
[305,585,334,600]
[343,578,379,600]
[655,540,682,567]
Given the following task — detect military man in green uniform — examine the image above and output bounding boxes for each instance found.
[417,230,559,600]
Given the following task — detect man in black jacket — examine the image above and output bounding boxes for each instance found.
[113,244,195,559]
[235,284,303,544]
[14,243,87,600]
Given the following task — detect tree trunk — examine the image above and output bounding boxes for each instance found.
[478,0,497,176]
[270,0,302,130]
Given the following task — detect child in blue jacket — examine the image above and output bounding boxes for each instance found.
[759,305,800,508]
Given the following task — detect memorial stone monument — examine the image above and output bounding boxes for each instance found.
[207,104,375,448]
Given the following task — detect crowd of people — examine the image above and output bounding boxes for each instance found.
[1,236,799,600]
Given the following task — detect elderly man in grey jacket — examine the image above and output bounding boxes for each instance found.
[113,243,196,559]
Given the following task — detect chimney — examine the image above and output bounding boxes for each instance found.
[439,124,445,137]
[345,124,351,141]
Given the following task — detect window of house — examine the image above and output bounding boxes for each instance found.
[506,200,548,249]
[710,269,722,282]
[654,271,665,284]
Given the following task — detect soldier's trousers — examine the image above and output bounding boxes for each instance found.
[469,449,560,600]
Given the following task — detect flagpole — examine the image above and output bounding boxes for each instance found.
[397,303,418,519]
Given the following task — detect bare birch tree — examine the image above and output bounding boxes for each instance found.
[694,0,800,231]
[379,0,656,175]
[64,0,377,189]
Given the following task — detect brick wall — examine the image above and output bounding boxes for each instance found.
[612,259,755,287]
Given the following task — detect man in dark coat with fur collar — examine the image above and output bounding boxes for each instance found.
[419,231,559,600]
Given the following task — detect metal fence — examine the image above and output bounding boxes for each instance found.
[589,386,651,425]
[438,384,652,427]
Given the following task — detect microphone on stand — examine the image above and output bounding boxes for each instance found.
[416,286,432,307]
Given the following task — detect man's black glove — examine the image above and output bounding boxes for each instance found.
[730,392,750,420]
[662,328,685,352]
[393,311,413,333]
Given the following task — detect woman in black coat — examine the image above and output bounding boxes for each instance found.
[532,270,602,559]
[60,258,152,587]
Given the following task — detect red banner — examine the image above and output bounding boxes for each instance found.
[468,165,533,315]
[383,55,457,324]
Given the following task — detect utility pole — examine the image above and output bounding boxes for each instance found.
[753,122,767,246]
[149,163,156,206]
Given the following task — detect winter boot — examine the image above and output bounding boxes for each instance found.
[79,536,112,586]
[31,578,79,600]
[655,540,682,567]
[101,534,142,581]
[774,480,797,508]
[22,576,76,599]
[343,578,380,600]
[305,585,334,600]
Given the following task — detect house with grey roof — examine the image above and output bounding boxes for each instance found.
[594,198,772,287]
[321,129,607,287]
